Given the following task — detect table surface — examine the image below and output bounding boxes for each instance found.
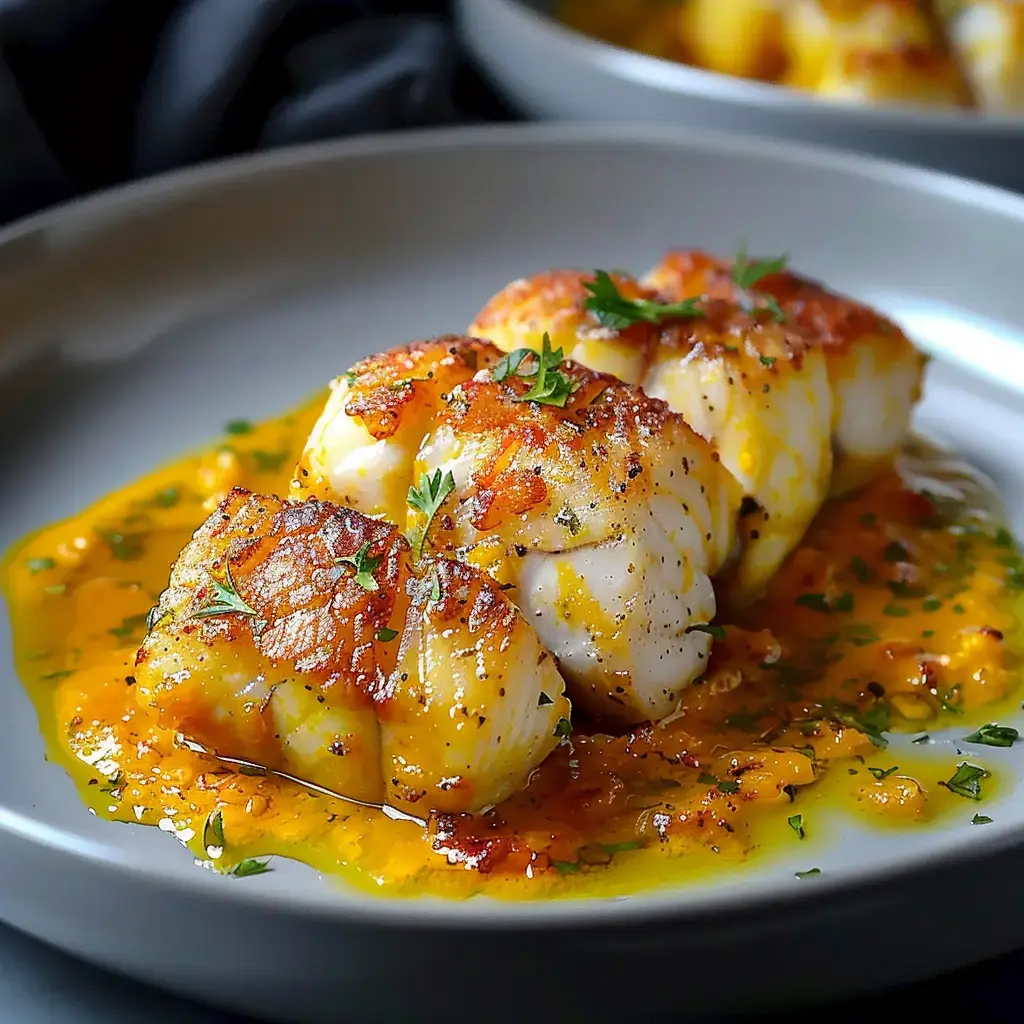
[1,914,1018,1023]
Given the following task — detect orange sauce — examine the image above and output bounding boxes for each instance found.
[3,400,1022,899]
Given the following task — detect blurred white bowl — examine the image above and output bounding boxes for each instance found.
[456,0,1024,190]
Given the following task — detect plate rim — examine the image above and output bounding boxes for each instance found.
[4,122,1024,929]
[462,0,1024,135]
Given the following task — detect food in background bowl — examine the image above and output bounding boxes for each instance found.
[556,0,1024,113]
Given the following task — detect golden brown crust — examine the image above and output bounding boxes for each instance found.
[342,335,503,440]
[139,488,411,692]
[471,269,658,356]
[444,361,684,532]
[649,248,905,353]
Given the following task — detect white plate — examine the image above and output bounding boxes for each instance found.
[2,125,1024,1023]
[456,0,1024,190]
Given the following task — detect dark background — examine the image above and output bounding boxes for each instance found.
[0,0,1018,1020]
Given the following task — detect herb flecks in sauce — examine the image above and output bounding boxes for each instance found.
[3,407,1023,900]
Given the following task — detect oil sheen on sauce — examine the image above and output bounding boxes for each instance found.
[3,398,1023,900]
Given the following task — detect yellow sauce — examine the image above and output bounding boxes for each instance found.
[3,400,1022,899]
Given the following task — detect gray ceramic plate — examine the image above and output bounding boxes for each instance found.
[2,124,1024,1024]
[456,0,1024,190]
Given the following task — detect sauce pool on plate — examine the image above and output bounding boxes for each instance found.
[3,400,1022,899]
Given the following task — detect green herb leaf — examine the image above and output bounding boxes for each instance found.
[963,723,1019,748]
[685,622,726,640]
[109,613,151,641]
[251,450,289,473]
[758,354,777,368]
[97,529,145,562]
[994,528,1014,548]
[717,779,740,795]
[731,251,788,291]
[971,814,994,825]
[492,348,534,382]
[194,566,258,620]
[375,627,399,642]
[554,717,573,741]
[698,772,719,786]
[795,593,830,612]
[922,597,942,612]
[882,604,910,617]
[512,333,580,408]
[224,419,253,435]
[333,541,383,592]
[942,762,990,801]
[551,860,580,875]
[407,469,456,560]
[152,486,181,508]
[867,765,899,780]
[204,809,226,851]
[794,868,821,879]
[883,541,910,563]
[26,557,56,574]
[231,857,272,878]
[787,813,805,839]
[554,506,582,536]
[849,556,873,583]
[583,269,703,329]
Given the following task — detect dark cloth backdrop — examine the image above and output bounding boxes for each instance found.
[0,0,512,225]
[0,1,1019,1021]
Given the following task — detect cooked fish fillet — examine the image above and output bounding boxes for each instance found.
[135,488,569,815]
[643,249,926,497]
[469,270,655,387]
[639,298,834,606]
[415,355,739,723]
[292,336,501,524]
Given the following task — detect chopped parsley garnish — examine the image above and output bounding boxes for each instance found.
[849,556,873,583]
[406,469,456,560]
[109,613,151,640]
[554,506,582,536]
[224,419,253,435]
[333,541,383,592]
[883,541,910,563]
[971,814,993,825]
[698,771,739,795]
[847,623,880,647]
[942,762,990,801]
[724,708,764,732]
[758,354,777,368]
[97,529,145,561]
[194,566,258,620]
[796,592,852,613]
[203,809,226,851]
[730,249,788,321]
[787,814,805,840]
[731,250,787,291]
[963,723,1018,748]
[251,450,289,473]
[231,858,272,878]
[887,581,927,599]
[152,486,181,508]
[551,860,580,875]
[867,765,899,780]
[554,717,573,741]
[375,627,399,642]
[994,528,1014,548]
[686,622,726,640]
[583,270,703,329]
[794,868,821,879]
[26,557,56,574]
[882,604,909,617]
[510,333,579,407]
[922,598,942,612]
